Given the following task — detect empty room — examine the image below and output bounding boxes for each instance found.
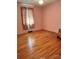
[17,0,61,59]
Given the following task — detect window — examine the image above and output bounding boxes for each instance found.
[21,7,34,30]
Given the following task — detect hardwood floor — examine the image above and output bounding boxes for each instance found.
[17,30,61,59]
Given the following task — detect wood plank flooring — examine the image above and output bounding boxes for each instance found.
[17,30,61,59]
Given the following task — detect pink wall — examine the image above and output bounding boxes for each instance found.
[17,3,43,34]
[17,3,26,34]
[43,1,61,33]
[32,6,43,31]
[17,1,61,34]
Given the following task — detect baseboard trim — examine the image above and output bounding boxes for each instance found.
[42,29,58,35]
[17,29,59,37]
[17,29,43,37]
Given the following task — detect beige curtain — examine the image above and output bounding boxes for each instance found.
[26,8,34,29]
[21,7,34,30]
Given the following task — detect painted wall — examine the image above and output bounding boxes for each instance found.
[17,1,61,34]
[17,3,43,34]
[32,7,43,31]
[43,1,61,33]
[17,3,26,34]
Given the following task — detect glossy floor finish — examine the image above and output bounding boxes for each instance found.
[17,30,61,59]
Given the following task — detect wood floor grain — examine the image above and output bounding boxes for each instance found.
[17,30,61,59]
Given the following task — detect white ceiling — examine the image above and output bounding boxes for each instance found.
[17,0,59,6]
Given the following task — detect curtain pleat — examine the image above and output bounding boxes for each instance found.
[21,7,34,30]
